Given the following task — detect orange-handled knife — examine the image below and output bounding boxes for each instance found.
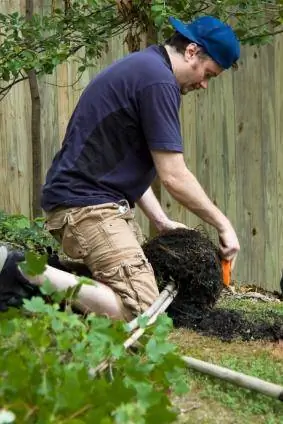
[222,259,232,287]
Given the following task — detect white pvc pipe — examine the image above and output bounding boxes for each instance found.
[182,356,283,401]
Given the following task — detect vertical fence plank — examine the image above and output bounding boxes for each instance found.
[275,35,283,287]
[233,46,265,285]
[56,63,70,144]
[260,42,278,290]
[180,93,199,229]
[221,71,237,233]
[193,84,217,242]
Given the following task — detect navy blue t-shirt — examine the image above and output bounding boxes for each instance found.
[41,45,183,211]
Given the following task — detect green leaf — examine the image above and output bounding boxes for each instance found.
[137,315,149,329]
[40,278,56,296]
[51,317,64,332]
[37,372,52,398]
[165,369,189,395]
[151,4,164,13]
[50,290,66,304]
[78,276,96,286]
[113,402,146,424]
[2,69,10,81]
[124,377,161,408]
[12,216,30,229]
[111,344,125,359]
[78,65,86,72]
[0,308,21,322]
[145,338,175,363]
[64,282,83,301]
[20,251,47,276]
[154,14,166,28]
[146,401,177,424]
[0,319,16,337]
[87,315,112,330]
[23,296,48,313]
[21,50,36,61]
[152,314,173,338]
[56,368,88,411]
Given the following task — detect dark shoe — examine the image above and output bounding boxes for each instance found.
[0,246,39,312]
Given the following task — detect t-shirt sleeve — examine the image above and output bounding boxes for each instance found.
[138,83,183,152]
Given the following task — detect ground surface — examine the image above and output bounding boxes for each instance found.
[170,294,283,424]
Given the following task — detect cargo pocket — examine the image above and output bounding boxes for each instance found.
[45,211,68,244]
[61,211,90,260]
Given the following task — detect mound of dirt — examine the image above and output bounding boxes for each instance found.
[143,228,223,315]
[177,308,283,342]
[143,228,283,342]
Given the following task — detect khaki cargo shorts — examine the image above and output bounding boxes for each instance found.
[45,202,159,320]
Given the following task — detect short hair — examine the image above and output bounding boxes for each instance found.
[165,31,208,59]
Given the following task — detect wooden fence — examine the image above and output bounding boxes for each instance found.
[0,1,282,290]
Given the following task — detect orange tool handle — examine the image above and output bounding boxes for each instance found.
[222,259,232,286]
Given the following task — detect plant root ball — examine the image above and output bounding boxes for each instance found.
[142,228,224,326]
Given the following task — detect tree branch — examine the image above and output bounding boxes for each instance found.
[0,76,29,101]
[241,27,283,42]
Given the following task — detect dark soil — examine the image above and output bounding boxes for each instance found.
[142,228,223,315]
[142,228,283,342]
[177,307,283,342]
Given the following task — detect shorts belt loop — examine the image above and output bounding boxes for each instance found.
[122,263,132,277]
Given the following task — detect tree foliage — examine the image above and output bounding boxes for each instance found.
[0,1,125,99]
[0,0,283,99]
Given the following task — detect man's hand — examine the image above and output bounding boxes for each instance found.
[156,219,189,233]
[137,187,190,234]
[218,223,240,269]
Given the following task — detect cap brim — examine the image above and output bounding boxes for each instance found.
[168,16,200,45]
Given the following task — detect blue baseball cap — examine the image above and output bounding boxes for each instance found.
[169,16,240,69]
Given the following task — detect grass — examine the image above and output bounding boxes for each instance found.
[170,295,283,423]
[218,295,283,318]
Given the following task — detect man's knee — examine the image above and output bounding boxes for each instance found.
[93,257,159,321]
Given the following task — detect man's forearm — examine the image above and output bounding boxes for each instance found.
[136,186,169,231]
[163,168,230,232]
[150,150,239,260]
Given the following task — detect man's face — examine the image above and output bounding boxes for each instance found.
[178,44,223,95]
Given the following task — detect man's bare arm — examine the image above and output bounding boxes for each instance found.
[136,186,188,232]
[151,150,240,262]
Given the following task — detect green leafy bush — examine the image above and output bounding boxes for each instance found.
[0,296,188,423]
[0,211,188,423]
[0,210,57,252]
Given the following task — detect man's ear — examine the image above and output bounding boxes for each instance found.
[184,43,199,61]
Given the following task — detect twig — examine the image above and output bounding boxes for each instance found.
[44,71,84,88]
[24,405,39,422]
[59,404,92,423]
[241,27,283,41]
[235,292,280,303]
